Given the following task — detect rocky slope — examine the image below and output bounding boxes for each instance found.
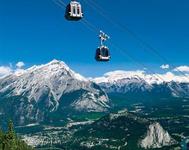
[0,60,110,125]
[140,122,177,149]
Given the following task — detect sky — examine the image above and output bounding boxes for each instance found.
[0,0,189,77]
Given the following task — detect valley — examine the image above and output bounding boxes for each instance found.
[15,96,189,149]
[0,60,189,149]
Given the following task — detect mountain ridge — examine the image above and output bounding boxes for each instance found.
[92,70,189,84]
[92,70,189,97]
[0,60,110,125]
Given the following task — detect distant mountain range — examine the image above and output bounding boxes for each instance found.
[92,70,189,98]
[0,60,109,125]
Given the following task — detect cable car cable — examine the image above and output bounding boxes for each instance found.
[52,0,188,96]
[82,0,189,81]
[78,12,187,96]
[78,12,188,96]
[53,0,66,7]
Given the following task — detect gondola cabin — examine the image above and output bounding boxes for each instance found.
[95,31,110,62]
[95,46,110,61]
[65,1,83,21]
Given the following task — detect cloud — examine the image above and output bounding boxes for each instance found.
[173,66,189,72]
[0,61,26,78]
[160,64,169,69]
[0,66,12,77]
[15,61,26,76]
[16,61,25,69]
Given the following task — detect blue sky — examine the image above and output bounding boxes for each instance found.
[0,0,189,77]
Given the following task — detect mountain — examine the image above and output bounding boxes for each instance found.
[68,109,177,149]
[140,122,176,149]
[92,70,189,97]
[0,60,110,125]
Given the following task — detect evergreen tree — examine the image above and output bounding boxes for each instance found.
[0,127,4,150]
[4,120,17,150]
[0,120,33,150]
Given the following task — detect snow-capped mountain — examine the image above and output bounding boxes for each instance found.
[140,122,176,149]
[0,60,109,125]
[93,70,189,84]
[92,70,189,97]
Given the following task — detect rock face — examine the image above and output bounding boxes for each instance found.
[0,60,110,125]
[140,122,176,149]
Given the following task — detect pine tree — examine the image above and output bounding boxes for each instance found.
[0,120,33,150]
[5,120,17,150]
[0,126,4,150]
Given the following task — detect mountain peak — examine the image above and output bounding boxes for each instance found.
[0,60,110,125]
[0,60,89,104]
[47,59,68,67]
[49,59,61,64]
[44,59,70,71]
[15,59,87,82]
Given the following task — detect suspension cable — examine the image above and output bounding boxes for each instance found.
[52,0,188,96]
[82,0,189,81]
[85,17,185,95]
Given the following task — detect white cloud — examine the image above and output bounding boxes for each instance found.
[0,61,26,78]
[16,61,25,69]
[0,66,12,77]
[160,64,169,69]
[15,61,26,76]
[173,66,189,72]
